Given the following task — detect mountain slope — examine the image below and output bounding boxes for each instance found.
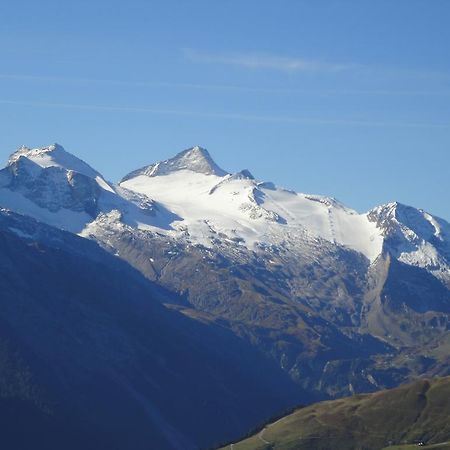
[0,209,303,450]
[218,376,450,450]
[1,143,449,400]
[117,146,450,395]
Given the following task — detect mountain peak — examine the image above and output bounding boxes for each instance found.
[185,145,208,157]
[8,143,60,165]
[7,143,100,179]
[121,145,228,182]
[369,201,421,224]
[368,201,450,251]
[172,145,226,175]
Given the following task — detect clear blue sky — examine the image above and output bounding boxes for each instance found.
[1,0,449,219]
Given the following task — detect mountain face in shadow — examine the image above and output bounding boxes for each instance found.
[0,210,303,450]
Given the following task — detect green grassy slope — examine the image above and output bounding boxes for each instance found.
[218,376,450,450]
[382,443,450,450]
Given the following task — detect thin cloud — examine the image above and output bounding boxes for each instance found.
[1,99,449,129]
[1,73,449,97]
[183,49,450,82]
[183,48,358,72]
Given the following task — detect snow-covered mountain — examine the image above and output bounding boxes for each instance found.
[119,146,384,263]
[2,143,448,276]
[1,142,449,398]
[369,202,450,285]
[118,145,449,279]
[0,143,180,233]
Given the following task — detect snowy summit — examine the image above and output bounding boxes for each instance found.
[122,146,228,181]
[8,143,101,179]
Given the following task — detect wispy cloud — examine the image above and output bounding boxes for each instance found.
[1,73,449,97]
[183,49,450,83]
[1,99,449,129]
[183,48,358,73]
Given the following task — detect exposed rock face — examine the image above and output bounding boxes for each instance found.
[121,145,228,181]
[2,156,101,215]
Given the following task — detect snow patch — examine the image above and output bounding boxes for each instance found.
[0,188,92,233]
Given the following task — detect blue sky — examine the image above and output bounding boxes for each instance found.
[1,0,449,219]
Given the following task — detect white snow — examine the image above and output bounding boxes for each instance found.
[0,188,92,233]
[424,212,444,240]
[8,144,100,179]
[121,169,384,261]
[95,175,115,193]
[368,202,450,283]
[8,143,115,193]
[0,143,161,233]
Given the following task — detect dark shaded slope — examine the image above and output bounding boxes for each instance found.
[383,257,450,314]
[0,210,303,450]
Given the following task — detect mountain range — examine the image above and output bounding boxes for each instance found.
[0,143,449,448]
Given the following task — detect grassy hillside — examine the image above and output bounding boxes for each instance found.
[218,376,450,450]
[382,443,450,450]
